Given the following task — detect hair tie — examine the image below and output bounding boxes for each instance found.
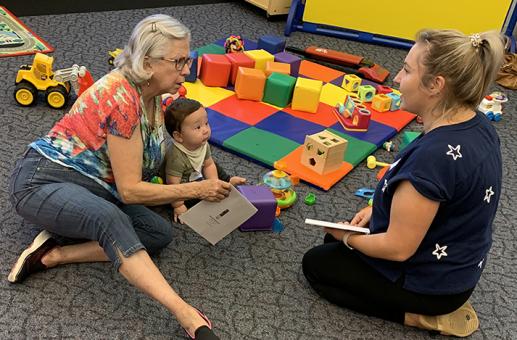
[470,33,482,48]
[151,22,157,32]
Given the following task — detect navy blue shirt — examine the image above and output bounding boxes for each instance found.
[359,112,502,295]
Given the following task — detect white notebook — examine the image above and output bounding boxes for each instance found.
[305,218,370,234]
[180,185,258,245]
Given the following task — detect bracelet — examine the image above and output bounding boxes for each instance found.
[342,232,354,250]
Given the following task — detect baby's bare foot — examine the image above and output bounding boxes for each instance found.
[229,176,246,186]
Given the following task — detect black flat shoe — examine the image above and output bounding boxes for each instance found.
[8,230,57,283]
[184,308,219,340]
[194,326,220,340]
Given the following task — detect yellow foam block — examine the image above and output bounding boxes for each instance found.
[183,80,234,107]
[320,83,348,107]
[291,77,323,113]
[244,49,275,71]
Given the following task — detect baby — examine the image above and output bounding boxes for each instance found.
[164,98,246,222]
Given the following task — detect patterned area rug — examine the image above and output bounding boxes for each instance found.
[0,6,53,57]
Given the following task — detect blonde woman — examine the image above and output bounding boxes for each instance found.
[303,29,504,337]
[8,14,226,339]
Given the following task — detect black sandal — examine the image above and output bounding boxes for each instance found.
[8,230,57,283]
[184,308,219,340]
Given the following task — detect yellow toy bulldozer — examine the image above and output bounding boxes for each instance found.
[107,48,123,66]
[14,53,87,109]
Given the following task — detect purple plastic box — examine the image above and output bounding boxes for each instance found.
[274,52,302,77]
[237,185,277,231]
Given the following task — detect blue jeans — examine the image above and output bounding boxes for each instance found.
[8,148,172,269]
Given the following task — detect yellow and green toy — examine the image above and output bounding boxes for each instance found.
[262,169,297,210]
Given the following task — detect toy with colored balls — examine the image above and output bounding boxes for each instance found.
[177,84,187,97]
[161,85,187,111]
[161,96,174,111]
[224,35,244,53]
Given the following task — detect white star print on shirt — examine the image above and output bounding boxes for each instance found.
[446,144,462,160]
[389,159,400,170]
[381,179,388,192]
[478,259,484,268]
[432,243,448,260]
[484,186,494,203]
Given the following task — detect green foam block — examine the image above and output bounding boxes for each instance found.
[262,72,296,108]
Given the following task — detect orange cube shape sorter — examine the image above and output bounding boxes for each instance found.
[235,67,266,101]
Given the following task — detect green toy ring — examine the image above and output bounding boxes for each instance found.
[277,189,297,209]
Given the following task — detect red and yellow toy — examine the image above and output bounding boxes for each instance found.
[334,96,372,132]
[161,85,187,111]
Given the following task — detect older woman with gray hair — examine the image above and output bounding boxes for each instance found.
[8,14,224,340]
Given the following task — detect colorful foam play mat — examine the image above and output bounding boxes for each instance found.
[184,38,416,191]
[0,6,54,58]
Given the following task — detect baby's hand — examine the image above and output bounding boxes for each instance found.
[173,204,188,224]
[229,176,246,186]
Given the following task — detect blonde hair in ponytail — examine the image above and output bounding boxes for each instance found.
[415,29,505,115]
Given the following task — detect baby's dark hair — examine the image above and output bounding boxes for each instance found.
[164,97,202,136]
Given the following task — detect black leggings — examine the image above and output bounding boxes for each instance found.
[302,234,473,324]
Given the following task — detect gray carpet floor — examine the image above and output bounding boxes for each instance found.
[1,2,515,339]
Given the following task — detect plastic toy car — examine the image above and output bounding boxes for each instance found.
[477,92,508,122]
[14,53,76,109]
[108,48,123,66]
